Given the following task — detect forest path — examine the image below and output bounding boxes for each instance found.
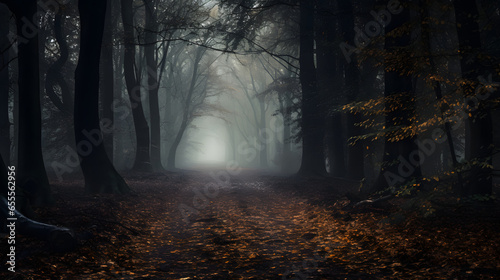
[136,172,350,279]
[3,171,499,279]
[104,171,500,280]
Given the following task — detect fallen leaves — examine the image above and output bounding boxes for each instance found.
[1,172,499,279]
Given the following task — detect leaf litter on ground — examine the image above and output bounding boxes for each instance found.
[1,171,499,279]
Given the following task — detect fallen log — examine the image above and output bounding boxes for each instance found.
[353,194,395,208]
[343,192,395,211]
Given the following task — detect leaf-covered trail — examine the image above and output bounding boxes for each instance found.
[145,177,344,279]
[2,171,499,279]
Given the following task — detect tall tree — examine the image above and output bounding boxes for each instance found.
[75,0,129,193]
[231,62,270,168]
[337,0,364,180]
[253,73,268,168]
[373,2,422,191]
[167,45,207,169]
[455,0,493,195]
[298,0,327,175]
[316,0,346,177]
[258,94,268,167]
[421,0,463,189]
[100,0,116,162]
[1,0,53,205]
[143,0,163,171]
[0,3,10,165]
[121,0,152,171]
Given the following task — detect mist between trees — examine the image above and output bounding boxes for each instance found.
[0,0,499,230]
[0,0,499,278]
[178,112,289,225]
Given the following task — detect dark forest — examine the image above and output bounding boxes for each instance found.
[0,0,499,279]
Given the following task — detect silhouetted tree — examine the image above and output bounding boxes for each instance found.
[373,2,422,191]
[0,0,53,205]
[298,0,327,175]
[121,0,152,171]
[100,0,116,162]
[74,0,129,193]
[337,0,364,180]
[455,0,493,195]
[167,43,208,169]
[143,0,163,171]
[316,0,346,177]
[420,0,463,190]
[0,4,10,164]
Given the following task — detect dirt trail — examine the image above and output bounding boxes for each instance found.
[135,172,347,279]
[3,171,499,279]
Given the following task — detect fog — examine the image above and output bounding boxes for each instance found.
[1,0,499,278]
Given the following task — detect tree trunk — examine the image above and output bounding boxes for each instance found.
[75,0,129,194]
[373,3,421,192]
[421,1,464,190]
[14,0,52,205]
[144,0,163,171]
[258,96,267,168]
[316,0,346,177]
[167,46,205,169]
[0,3,10,165]
[45,12,72,115]
[167,121,187,169]
[325,114,346,176]
[455,0,493,195]
[113,30,125,168]
[228,124,237,161]
[298,0,327,176]
[337,0,364,180]
[100,0,115,162]
[121,0,152,172]
[282,91,294,172]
